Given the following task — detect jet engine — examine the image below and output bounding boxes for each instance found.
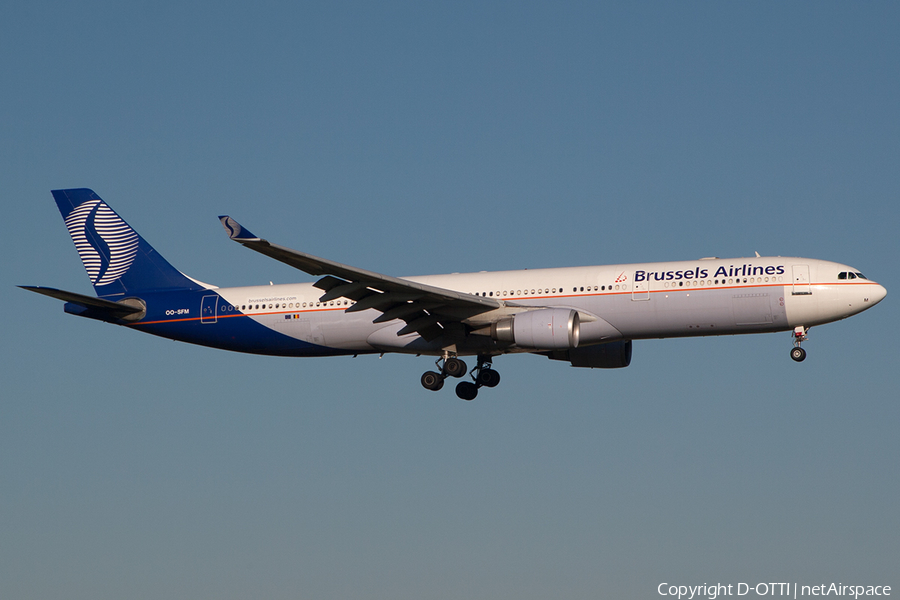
[490,308,580,349]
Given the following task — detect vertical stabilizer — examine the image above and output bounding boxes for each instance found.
[52,188,203,296]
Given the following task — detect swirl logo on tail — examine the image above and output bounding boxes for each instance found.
[64,200,140,286]
[223,216,242,239]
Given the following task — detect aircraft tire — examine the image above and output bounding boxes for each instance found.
[477,368,501,388]
[456,381,478,401]
[790,347,807,362]
[444,357,467,378]
[421,371,445,391]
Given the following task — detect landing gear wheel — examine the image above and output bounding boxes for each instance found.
[443,357,467,378]
[456,381,478,401]
[476,368,501,388]
[790,347,806,362]
[421,371,445,391]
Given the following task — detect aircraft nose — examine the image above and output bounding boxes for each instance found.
[871,283,887,305]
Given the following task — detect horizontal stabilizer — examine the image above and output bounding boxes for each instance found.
[19,285,144,318]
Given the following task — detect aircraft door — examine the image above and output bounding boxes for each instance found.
[792,265,811,295]
[632,273,649,301]
[201,295,219,323]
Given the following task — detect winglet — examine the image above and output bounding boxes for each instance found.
[218,216,262,242]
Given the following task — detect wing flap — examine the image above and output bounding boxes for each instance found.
[396,314,441,336]
[317,281,371,303]
[372,302,443,324]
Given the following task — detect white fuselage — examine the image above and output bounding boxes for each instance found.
[190,256,885,356]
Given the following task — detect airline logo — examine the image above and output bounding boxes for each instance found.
[222,216,242,239]
[64,200,139,286]
[633,264,787,282]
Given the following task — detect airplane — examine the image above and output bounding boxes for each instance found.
[22,188,887,400]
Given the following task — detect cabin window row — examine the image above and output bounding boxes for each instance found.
[468,276,786,297]
[230,274,789,313]
[662,276,784,288]
[238,300,353,311]
[472,285,618,297]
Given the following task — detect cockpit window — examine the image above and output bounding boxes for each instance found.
[839,271,869,280]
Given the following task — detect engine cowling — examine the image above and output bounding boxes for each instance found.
[546,340,632,368]
[491,308,580,350]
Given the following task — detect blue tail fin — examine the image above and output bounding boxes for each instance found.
[52,188,203,296]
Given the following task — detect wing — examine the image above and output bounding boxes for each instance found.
[218,216,501,341]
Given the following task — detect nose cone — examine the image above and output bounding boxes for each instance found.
[871,283,887,305]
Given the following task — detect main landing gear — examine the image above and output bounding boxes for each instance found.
[421,354,501,400]
[790,326,808,362]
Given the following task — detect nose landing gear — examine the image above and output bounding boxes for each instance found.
[790,326,808,362]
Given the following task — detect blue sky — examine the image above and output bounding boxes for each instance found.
[2,2,898,598]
